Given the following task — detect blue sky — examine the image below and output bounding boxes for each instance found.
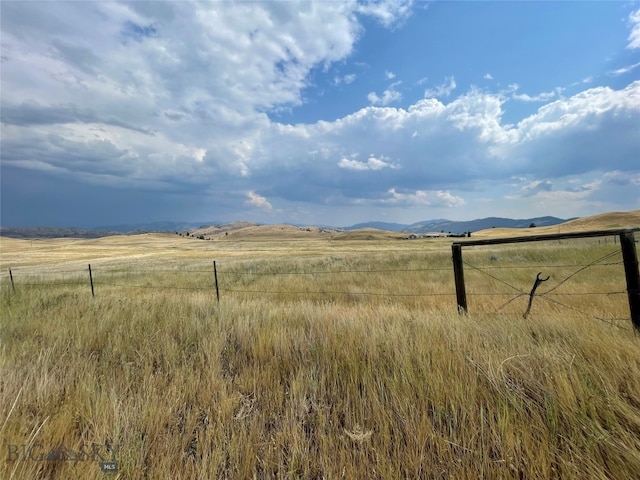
[1,0,639,228]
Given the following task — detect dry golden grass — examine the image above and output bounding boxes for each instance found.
[561,210,640,230]
[472,210,640,239]
[331,229,408,241]
[190,223,344,241]
[1,220,639,479]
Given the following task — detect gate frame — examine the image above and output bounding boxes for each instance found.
[451,228,640,331]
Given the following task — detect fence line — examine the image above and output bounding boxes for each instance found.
[537,295,632,331]
[1,262,625,278]
[462,248,624,304]
[471,261,623,270]
[2,261,632,301]
[463,261,525,294]
[219,288,454,297]
[540,249,621,296]
[0,265,452,277]
[3,260,632,296]
[3,232,637,330]
[452,228,639,331]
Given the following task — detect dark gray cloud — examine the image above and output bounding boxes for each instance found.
[50,39,101,74]
[1,101,154,135]
[0,165,243,227]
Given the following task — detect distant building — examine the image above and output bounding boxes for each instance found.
[422,232,450,238]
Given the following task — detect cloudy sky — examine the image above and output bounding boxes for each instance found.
[1,1,639,228]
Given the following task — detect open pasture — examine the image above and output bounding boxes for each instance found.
[1,233,639,479]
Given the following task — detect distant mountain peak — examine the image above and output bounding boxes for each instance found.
[344,216,570,234]
[1,215,580,239]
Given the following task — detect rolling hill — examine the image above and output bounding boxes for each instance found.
[471,210,640,238]
[2,211,638,240]
[346,216,571,234]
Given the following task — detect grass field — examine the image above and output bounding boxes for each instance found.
[1,223,639,479]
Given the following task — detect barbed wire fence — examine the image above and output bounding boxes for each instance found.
[0,261,457,301]
[451,228,639,332]
[461,249,630,329]
[2,233,638,332]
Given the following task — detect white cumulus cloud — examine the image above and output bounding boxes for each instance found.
[338,155,399,171]
[246,191,272,210]
[356,0,414,28]
[333,73,357,85]
[608,62,640,76]
[367,88,402,105]
[511,88,560,103]
[379,188,465,207]
[424,76,456,98]
[627,8,640,49]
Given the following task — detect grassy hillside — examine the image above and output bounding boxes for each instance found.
[559,210,640,230]
[331,228,408,241]
[1,213,639,479]
[472,210,640,238]
[189,223,343,241]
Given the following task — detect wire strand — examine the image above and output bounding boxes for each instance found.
[540,249,621,296]
[463,261,525,293]
[537,295,630,331]
[220,288,455,297]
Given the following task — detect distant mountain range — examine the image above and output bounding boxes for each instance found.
[0,221,221,239]
[0,226,119,239]
[346,216,573,234]
[1,216,572,238]
[92,221,222,233]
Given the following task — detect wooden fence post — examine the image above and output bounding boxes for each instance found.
[213,260,220,303]
[88,264,95,298]
[619,232,640,331]
[452,243,467,314]
[9,268,15,293]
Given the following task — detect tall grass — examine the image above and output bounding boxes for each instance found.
[1,237,639,479]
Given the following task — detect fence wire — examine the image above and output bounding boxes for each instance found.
[458,242,634,327]
[540,249,622,296]
[2,246,635,330]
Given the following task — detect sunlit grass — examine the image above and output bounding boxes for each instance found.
[1,235,638,479]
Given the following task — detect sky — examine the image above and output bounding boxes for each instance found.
[1,0,639,228]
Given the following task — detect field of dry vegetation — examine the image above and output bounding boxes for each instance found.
[1,229,639,479]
